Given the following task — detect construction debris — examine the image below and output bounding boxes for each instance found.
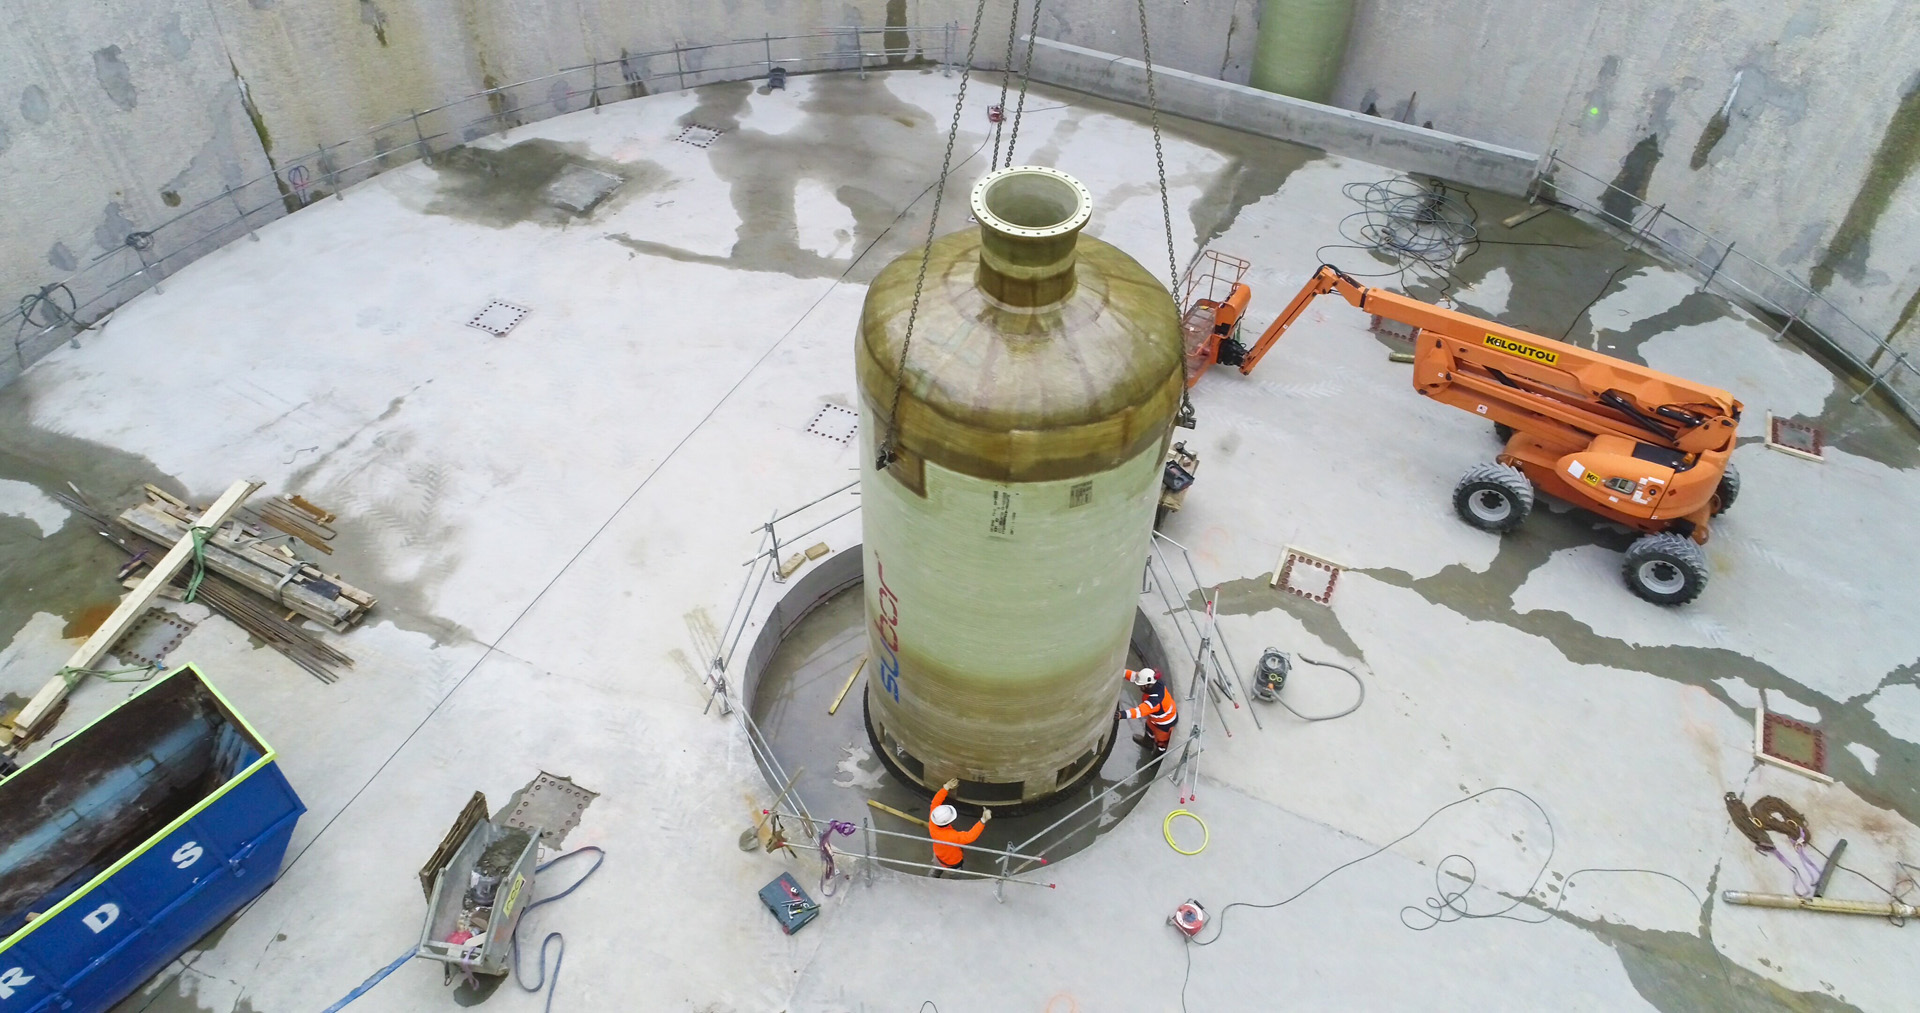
[1722,890,1918,920]
[120,489,375,631]
[182,571,353,684]
[5,479,261,746]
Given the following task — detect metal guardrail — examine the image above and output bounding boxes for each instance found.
[717,488,1222,900]
[3,25,966,386]
[1531,151,1920,427]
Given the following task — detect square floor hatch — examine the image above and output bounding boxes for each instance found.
[1761,712,1827,775]
[468,300,529,337]
[805,404,858,444]
[1271,546,1343,605]
[545,164,624,214]
[109,608,194,668]
[676,124,724,148]
[500,771,599,849]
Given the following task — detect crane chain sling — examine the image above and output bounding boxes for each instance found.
[1725,792,1821,896]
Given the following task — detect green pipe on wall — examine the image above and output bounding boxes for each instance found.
[1250,0,1356,104]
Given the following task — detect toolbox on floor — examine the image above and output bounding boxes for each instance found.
[0,663,305,1012]
[758,872,819,935]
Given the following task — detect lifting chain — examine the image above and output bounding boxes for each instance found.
[878,0,988,471]
[1135,0,1197,429]
[1001,0,1047,168]
[990,0,1020,167]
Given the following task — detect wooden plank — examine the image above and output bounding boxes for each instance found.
[119,501,371,629]
[827,656,866,715]
[11,479,259,740]
[866,798,922,824]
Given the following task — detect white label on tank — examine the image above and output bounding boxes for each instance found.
[172,841,204,869]
[1068,481,1093,508]
[1567,461,1586,479]
[988,489,1017,537]
[82,903,119,933]
[0,967,35,998]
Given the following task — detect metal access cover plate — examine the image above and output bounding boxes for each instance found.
[1271,546,1343,605]
[500,771,599,849]
[110,608,194,668]
[469,300,529,337]
[676,124,724,148]
[544,164,624,213]
[805,404,858,444]
[1766,414,1824,461]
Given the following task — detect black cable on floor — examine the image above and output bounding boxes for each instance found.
[1178,787,1701,1011]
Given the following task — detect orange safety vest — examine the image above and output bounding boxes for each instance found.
[928,787,984,867]
[1124,672,1178,727]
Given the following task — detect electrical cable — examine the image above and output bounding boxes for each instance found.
[317,846,604,1012]
[510,846,607,1013]
[1560,262,1634,341]
[1176,786,1703,1011]
[1270,654,1365,722]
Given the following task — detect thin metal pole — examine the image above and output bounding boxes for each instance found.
[765,33,773,75]
[410,110,432,165]
[225,187,261,241]
[863,817,874,883]
[1773,286,1813,343]
[1851,353,1907,404]
[674,45,686,91]
[1699,241,1734,292]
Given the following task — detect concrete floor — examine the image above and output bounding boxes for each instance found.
[0,70,1914,1012]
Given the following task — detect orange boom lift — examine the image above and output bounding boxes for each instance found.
[1200,262,1744,605]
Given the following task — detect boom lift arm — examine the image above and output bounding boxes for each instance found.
[1229,264,1745,606]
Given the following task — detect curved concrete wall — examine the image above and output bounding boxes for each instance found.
[0,0,1255,360]
[1334,0,1920,356]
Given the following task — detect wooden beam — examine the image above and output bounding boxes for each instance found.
[8,479,260,742]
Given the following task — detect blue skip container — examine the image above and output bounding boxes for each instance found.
[0,664,304,1012]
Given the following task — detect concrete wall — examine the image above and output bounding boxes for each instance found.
[1026,38,1537,195]
[0,0,1258,379]
[1332,0,1920,361]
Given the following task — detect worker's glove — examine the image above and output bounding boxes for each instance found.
[1114,707,1126,721]
[942,778,959,791]
[980,808,993,823]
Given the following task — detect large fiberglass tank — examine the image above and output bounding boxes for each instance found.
[856,166,1183,806]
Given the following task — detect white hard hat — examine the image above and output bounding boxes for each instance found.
[930,804,957,827]
[1130,668,1159,686]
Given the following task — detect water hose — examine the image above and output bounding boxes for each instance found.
[1164,810,1208,855]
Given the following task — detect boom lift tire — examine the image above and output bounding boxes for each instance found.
[1623,532,1710,605]
[1712,462,1741,516]
[1453,463,1534,533]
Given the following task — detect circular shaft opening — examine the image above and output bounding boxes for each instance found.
[971,167,1092,238]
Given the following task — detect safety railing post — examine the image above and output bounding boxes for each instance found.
[863,817,874,883]
[1699,240,1733,293]
[1851,353,1908,405]
[995,853,1008,903]
[1773,286,1813,343]
[943,21,954,77]
[857,27,868,80]
[765,33,774,75]
[590,59,601,113]
[318,141,345,201]
[674,45,687,91]
[225,186,260,242]
[410,109,433,165]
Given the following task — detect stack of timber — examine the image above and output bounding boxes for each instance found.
[246,495,337,554]
[120,489,375,631]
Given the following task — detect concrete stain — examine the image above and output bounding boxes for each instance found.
[161,14,193,61]
[884,0,911,65]
[92,46,137,112]
[1810,74,1920,291]
[1546,889,1864,1013]
[1349,504,1920,830]
[1184,580,1366,665]
[1602,134,1662,225]
[0,385,189,654]
[20,84,51,125]
[423,138,671,229]
[359,0,390,48]
[46,241,76,272]
[1689,108,1730,170]
[160,189,182,207]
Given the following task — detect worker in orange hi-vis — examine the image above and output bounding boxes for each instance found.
[1118,667,1178,754]
[928,778,991,878]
